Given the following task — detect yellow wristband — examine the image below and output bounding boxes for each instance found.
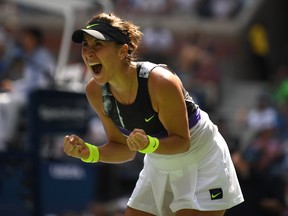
[138,135,159,154]
[81,143,100,163]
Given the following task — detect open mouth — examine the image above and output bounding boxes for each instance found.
[90,63,102,75]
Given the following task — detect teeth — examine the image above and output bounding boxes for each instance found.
[89,63,100,66]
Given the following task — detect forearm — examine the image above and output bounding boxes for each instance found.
[154,134,190,155]
[98,141,136,163]
[128,129,190,155]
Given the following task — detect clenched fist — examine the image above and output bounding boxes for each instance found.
[126,128,149,151]
[63,135,90,160]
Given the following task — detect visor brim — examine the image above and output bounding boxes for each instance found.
[72,29,107,43]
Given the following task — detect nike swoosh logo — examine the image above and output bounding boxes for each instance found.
[211,192,222,199]
[145,114,155,122]
[86,23,99,29]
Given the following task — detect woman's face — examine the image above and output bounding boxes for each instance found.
[81,33,121,85]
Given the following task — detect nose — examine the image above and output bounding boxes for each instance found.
[86,47,96,58]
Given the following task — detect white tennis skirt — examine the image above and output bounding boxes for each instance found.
[127,109,244,216]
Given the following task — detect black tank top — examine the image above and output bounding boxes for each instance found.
[101,61,197,138]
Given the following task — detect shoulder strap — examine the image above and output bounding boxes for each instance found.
[137,61,177,77]
[137,61,160,78]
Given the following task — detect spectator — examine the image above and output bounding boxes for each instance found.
[0,29,7,77]
[0,26,56,151]
[272,65,288,104]
[140,25,175,64]
[172,0,198,14]
[175,34,220,112]
[113,0,133,14]
[276,100,288,141]
[246,22,271,80]
[210,0,243,19]
[246,92,278,132]
[228,126,286,216]
[0,27,21,81]
[195,0,243,19]
[131,0,170,14]
[192,53,221,112]
[239,92,279,151]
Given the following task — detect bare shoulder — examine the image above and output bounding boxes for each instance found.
[148,66,182,96]
[149,66,181,87]
[148,66,184,111]
[86,78,104,114]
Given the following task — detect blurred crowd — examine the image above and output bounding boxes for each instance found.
[0,1,287,216]
[0,20,56,151]
[223,86,288,216]
[114,0,249,20]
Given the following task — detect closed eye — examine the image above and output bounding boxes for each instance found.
[82,39,104,49]
[82,40,88,47]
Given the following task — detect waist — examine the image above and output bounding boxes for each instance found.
[188,107,201,129]
[117,108,201,138]
[146,109,215,171]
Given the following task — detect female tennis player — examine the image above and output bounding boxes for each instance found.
[63,12,244,216]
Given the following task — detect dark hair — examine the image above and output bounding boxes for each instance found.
[22,26,43,46]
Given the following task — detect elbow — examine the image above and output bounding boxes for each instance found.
[179,136,190,153]
[127,151,137,162]
[127,155,135,162]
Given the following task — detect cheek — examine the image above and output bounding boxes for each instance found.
[81,49,86,59]
[81,50,89,65]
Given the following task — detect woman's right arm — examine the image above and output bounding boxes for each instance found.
[85,79,136,163]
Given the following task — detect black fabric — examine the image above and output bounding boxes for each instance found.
[72,20,129,45]
[102,62,197,137]
[115,64,166,135]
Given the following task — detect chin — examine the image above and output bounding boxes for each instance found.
[93,76,107,85]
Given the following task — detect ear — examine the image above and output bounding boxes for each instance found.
[118,44,129,60]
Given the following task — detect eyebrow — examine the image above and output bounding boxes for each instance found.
[82,38,104,43]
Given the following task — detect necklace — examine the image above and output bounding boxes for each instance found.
[111,70,134,105]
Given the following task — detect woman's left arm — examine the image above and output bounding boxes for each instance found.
[128,66,191,155]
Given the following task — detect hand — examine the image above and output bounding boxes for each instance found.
[126,129,149,151]
[63,135,90,160]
